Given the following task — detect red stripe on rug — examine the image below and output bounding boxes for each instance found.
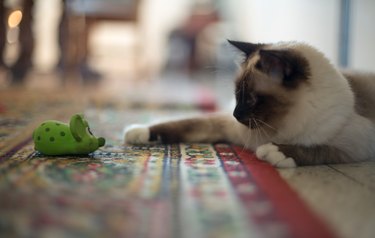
[233,146,337,238]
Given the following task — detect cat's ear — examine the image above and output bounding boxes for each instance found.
[256,49,310,88]
[257,49,292,81]
[228,40,262,57]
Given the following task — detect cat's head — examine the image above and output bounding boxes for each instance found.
[229,40,354,144]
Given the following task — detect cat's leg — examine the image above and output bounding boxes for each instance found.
[256,143,353,167]
[124,113,238,144]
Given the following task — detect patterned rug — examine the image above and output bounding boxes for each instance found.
[0,90,336,238]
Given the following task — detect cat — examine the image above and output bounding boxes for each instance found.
[124,40,375,168]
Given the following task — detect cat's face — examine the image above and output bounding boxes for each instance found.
[229,40,311,130]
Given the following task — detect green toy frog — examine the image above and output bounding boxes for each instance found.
[33,114,105,156]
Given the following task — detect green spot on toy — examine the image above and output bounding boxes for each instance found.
[33,114,106,156]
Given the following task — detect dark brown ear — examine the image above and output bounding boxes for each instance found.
[256,49,310,88]
[228,40,263,57]
[257,49,291,80]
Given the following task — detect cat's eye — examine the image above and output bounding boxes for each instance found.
[255,60,262,71]
[246,94,257,106]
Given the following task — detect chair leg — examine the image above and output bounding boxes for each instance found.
[10,0,35,82]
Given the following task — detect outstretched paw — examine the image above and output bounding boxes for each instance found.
[124,124,150,144]
[255,143,296,168]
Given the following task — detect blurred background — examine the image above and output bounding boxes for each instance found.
[1,2,375,237]
[0,0,375,89]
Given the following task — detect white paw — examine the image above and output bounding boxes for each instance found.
[123,124,150,144]
[256,143,296,168]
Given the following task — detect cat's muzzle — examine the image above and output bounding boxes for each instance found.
[233,109,257,129]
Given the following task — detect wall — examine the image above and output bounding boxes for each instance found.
[226,0,375,72]
[227,0,340,65]
[350,0,375,71]
[30,0,375,73]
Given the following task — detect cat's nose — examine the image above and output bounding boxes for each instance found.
[233,105,248,122]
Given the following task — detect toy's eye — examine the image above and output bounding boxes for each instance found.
[86,127,93,136]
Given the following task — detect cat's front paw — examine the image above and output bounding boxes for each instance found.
[256,143,296,168]
[124,124,151,144]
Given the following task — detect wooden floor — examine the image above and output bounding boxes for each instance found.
[1,69,375,238]
[278,162,375,238]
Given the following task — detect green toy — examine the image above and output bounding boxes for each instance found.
[32,114,105,156]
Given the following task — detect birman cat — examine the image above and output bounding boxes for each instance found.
[124,40,375,168]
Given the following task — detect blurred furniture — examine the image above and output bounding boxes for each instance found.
[0,0,35,82]
[166,2,220,74]
[68,0,140,21]
[61,0,142,81]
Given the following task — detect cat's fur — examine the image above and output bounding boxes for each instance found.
[124,40,375,167]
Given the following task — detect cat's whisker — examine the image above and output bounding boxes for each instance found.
[255,119,276,132]
[246,119,254,148]
[242,119,253,151]
[257,125,266,141]
[260,126,270,142]
[253,119,265,143]
[254,119,271,139]
[238,119,251,153]
[251,118,261,147]
[262,127,270,140]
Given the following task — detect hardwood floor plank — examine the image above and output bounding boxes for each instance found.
[329,162,375,192]
[278,165,375,238]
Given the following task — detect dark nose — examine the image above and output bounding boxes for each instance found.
[233,104,248,122]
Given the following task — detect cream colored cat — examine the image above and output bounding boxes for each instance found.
[124,40,375,167]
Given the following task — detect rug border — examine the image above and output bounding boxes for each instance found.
[233,146,337,238]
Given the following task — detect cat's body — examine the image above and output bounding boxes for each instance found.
[125,41,375,167]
